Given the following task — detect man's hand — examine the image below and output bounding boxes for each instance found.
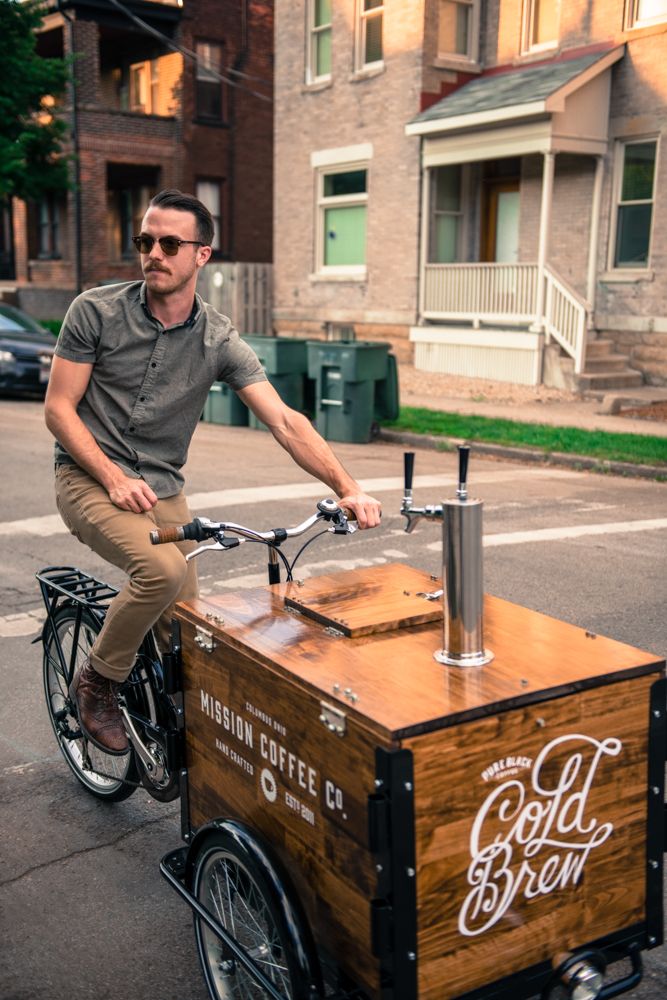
[338,492,382,529]
[108,475,158,513]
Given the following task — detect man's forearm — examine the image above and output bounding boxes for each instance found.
[269,410,360,497]
[45,402,126,492]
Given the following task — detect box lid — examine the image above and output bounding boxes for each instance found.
[284,563,442,637]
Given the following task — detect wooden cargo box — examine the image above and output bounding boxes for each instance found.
[175,564,665,1000]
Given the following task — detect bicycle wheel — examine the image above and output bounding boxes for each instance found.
[43,604,139,802]
[192,826,319,1000]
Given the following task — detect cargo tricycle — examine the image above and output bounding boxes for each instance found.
[38,450,665,1000]
[156,450,666,1000]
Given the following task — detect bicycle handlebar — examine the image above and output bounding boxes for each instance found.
[149,498,354,547]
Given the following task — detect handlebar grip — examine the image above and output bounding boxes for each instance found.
[150,525,186,545]
[150,519,209,545]
[404,451,415,493]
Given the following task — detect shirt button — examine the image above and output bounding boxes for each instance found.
[140,396,146,402]
[151,362,157,368]
[129,426,135,433]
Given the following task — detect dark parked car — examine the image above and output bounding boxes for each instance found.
[0,304,56,396]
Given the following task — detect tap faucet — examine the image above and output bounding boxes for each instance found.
[401,451,443,532]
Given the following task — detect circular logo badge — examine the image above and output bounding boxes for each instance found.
[260,767,277,803]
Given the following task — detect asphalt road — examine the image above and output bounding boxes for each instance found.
[1,399,665,1000]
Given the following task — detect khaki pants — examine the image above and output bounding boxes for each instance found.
[54,465,198,682]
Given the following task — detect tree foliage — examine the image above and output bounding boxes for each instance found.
[0,0,70,201]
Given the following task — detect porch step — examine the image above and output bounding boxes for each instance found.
[577,370,644,393]
[583,353,637,373]
[575,334,644,395]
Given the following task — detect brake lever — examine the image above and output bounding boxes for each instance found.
[185,536,242,562]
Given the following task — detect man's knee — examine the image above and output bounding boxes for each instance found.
[131,546,189,603]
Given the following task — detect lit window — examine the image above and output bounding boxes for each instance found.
[522,0,559,53]
[129,61,155,114]
[613,139,658,269]
[428,166,463,263]
[307,0,332,83]
[196,41,224,120]
[355,0,383,72]
[438,0,480,64]
[318,167,368,272]
[196,179,222,251]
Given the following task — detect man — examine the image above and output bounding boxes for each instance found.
[45,189,381,756]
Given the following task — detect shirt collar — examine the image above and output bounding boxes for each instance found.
[139,282,202,329]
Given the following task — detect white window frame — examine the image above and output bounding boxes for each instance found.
[608,137,659,272]
[311,146,372,278]
[436,0,481,67]
[521,0,559,55]
[306,0,332,85]
[196,178,223,252]
[354,0,384,74]
[625,0,667,29]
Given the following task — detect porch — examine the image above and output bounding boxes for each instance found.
[406,46,642,390]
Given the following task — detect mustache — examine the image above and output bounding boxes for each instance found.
[144,263,171,273]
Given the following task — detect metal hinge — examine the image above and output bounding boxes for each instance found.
[194,625,215,653]
[319,701,346,737]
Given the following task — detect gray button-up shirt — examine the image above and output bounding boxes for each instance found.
[54,280,266,497]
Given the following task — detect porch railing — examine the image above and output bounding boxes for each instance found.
[422,262,588,373]
[543,266,588,373]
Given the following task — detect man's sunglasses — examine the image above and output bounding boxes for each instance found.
[132,235,204,256]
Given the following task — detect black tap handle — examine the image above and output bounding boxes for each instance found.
[458,446,470,491]
[404,451,415,493]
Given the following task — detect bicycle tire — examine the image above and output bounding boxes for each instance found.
[43,604,140,801]
[191,825,320,1000]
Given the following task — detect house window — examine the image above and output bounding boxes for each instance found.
[438,0,480,63]
[522,0,559,52]
[613,139,658,269]
[196,179,222,252]
[318,167,368,271]
[307,0,332,83]
[129,61,158,114]
[428,166,463,263]
[196,41,224,121]
[355,0,383,71]
[626,0,667,28]
[37,197,61,259]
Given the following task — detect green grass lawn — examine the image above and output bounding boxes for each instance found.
[382,407,667,468]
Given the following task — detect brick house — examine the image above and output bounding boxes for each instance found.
[7,0,273,320]
[273,1,667,388]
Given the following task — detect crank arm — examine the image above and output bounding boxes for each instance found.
[118,704,161,775]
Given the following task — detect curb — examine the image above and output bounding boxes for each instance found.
[377,429,667,481]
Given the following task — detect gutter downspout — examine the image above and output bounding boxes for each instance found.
[229,0,249,261]
[58,1,82,295]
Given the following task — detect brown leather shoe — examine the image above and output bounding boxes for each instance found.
[68,657,129,755]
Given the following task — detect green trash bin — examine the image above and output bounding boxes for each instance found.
[243,336,310,430]
[203,382,249,426]
[306,340,390,443]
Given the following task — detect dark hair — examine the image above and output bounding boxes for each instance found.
[149,189,214,246]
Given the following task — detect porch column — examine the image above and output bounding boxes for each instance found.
[586,155,604,330]
[531,151,555,332]
[418,163,430,321]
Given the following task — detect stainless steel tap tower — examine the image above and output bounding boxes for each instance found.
[401,447,493,667]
